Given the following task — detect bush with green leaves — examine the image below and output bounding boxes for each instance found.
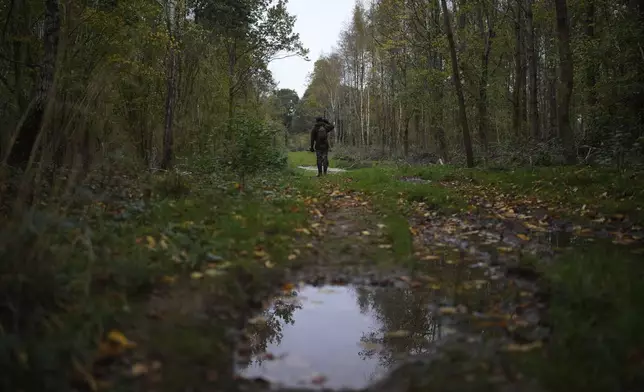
[221,116,287,187]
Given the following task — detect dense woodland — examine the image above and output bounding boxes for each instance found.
[0,0,307,205]
[294,0,644,167]
[1,0,643,197]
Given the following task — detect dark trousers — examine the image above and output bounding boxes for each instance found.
[315,150,329,174]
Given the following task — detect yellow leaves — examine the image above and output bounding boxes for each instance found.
[294,227,311,235]
[282,282,296,291]
[287,254,297,260]
[378,244,392,249]
[97,330,136,360]
[497,246,514,252]
[131,362,149,377]
[190,271,204,280]
[439,306,458,315]
[205,268,223,277]
[421,255,441,261]
[361,230,371,236]
[517,233,530,241]
[439,305,467,315]
[504,341,543,352]
[145,235,156,249]
[161,275,176,285]
[409,226,418,236]
[253,249,268,258]
[523,222,547,232]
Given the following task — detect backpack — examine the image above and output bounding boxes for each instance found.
[315,124,329,146]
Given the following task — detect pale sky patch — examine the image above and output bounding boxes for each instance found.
[268,0,356,98]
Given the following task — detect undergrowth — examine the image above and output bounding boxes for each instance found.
[0,164,310,391]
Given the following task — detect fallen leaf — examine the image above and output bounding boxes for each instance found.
[161,275,176,284]
[361,230,371,236]
[131,363,149,377]
[205,268,223,277]
[505,341,543,352]
[282,283,296,291]
[422,255,441,261]
[439,306,458,315]
[264,260,275,268]
[377,223,387,229]
[254,250,267,258]
[378,244,392,249]
[517,234,530,241]
[287,254,297,260]
[107,330,136,349]
[190,271,204,280]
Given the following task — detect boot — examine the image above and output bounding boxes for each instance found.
[317,162,323,177]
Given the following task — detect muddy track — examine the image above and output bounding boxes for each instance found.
[233,182,550,392]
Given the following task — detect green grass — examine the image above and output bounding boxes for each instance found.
[293,155,644,224]
[287,153,468,261]
[0,169,312,391]
[288,150,372,170]
[397,164,644,223]
[519,243,644,391]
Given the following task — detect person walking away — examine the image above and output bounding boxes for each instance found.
[309,117,335,176]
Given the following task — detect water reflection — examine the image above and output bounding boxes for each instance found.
[236,285,441,389]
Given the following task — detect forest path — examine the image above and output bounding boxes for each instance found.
[96,167,643,392]
[231,177,548,392]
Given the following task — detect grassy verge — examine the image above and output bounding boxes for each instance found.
[398,164,644,223]
[520,243,644,391]
[0,168,312,390]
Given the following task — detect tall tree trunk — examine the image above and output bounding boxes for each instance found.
[554,0,576,163]
[512,0,524,136]
[441,0,475,167]
[7,0,61,167]
[583,0,596,138]
[526,0,540,139]
[476,6,492,158]
[161,43,177,169]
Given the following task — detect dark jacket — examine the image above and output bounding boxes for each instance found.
[310,121,335,152]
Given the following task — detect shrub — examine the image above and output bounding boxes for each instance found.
[221,116,286,188]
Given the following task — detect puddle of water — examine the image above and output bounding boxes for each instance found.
[236,285,452,390]
[297,166,347,173]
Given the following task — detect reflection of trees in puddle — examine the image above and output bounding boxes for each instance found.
[242,293,303,367]
[356,287,442,369]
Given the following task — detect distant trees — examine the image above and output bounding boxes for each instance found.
[296,0,644,167]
